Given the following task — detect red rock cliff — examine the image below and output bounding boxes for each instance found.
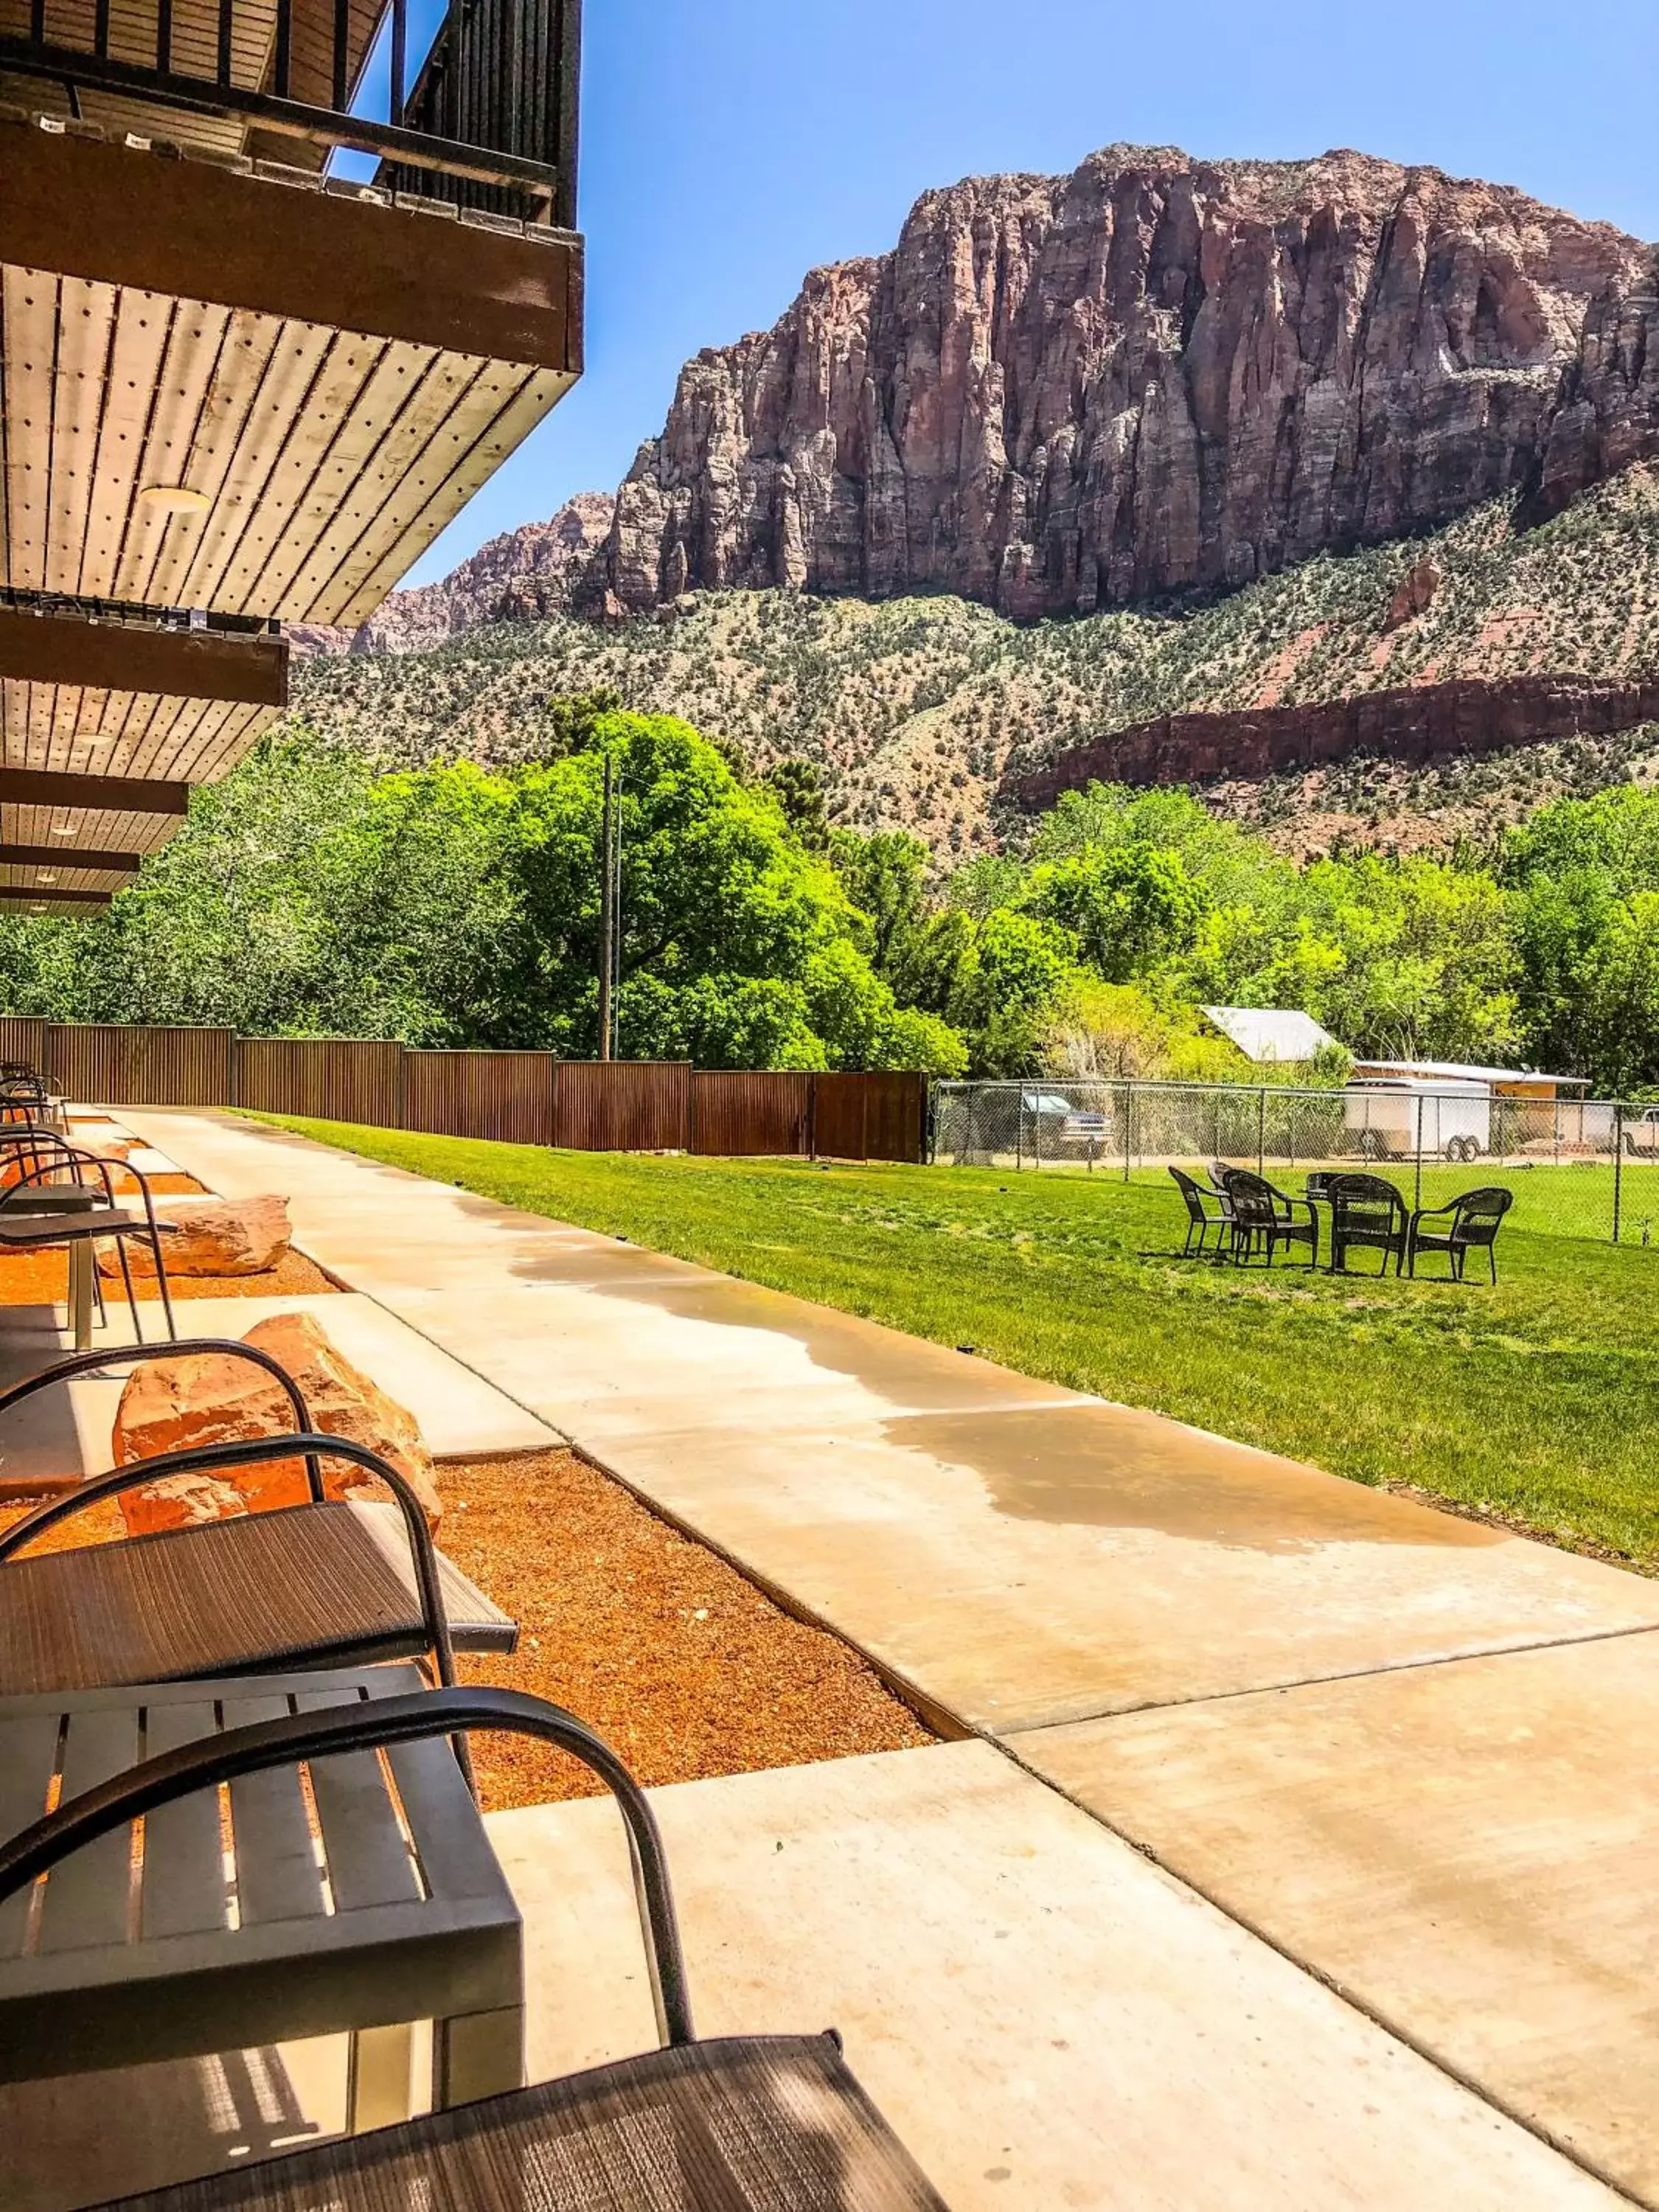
[1010,675,1659,803]
[605,146,1659,618]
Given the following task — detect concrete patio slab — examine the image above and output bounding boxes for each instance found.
[3,2036,353,2212]
[117,1110,1659,1736]
[1014,1634,1659,2208]
[385,1273,1101,1441]
[568,1404,1659,1733]
[0,1289,556,1485]
[488,1739,1623,2212]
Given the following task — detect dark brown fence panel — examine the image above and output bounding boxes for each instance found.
[554,1062,692,1151]
[814,1070,927,1163]
[236,1037,405,1127]
[46,1023,234,1106]
[691,1071,811,1157]
[404,1051,555,1144]
[0,1017,49,1075]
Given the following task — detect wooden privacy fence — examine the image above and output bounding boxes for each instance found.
[0,1022,928,1162]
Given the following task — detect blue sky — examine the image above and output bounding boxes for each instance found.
[404,0,1659,585]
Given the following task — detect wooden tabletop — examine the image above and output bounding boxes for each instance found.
[0,1207,145,1244]
[0,1664,521,2084]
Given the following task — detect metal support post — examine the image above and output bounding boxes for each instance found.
[1413,1094,1424,1216]
[1614,1105,1624,1245]
[1256,1087,1265,1177]
[597,755,614,1062]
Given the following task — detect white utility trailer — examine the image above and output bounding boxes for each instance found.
[1344,1079,1492,1163]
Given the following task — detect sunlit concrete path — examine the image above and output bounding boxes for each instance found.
[119,1109,1659,2205]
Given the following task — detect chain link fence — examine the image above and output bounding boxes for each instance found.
[931,1080,1659,1248]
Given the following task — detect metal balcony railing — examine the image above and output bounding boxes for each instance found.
[0,0,578,221]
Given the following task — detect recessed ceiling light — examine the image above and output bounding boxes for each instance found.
[50,823,76,837]
[37,872,57,886]
[137,484,210,516]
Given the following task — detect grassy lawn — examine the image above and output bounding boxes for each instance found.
[257,1116,1659,1568]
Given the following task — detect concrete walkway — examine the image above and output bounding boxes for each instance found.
[120,1110,1659,2205]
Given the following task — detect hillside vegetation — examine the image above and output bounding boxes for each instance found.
[291,471,1659,861]
[8,698,1659,1095]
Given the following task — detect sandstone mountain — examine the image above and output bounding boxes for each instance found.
[285,142,1659,857]
[605,145,1659,617]
[296,143,1659,655]
[286,494,614,658]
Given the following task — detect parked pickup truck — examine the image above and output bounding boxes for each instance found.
[1624,1106,1659,1156]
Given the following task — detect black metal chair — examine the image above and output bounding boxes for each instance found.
[1217,1167,1319,1268]
[0,1416,472,1701]
[0,1126,176,1340]
[0,1686,947,2212]
[1408,1186,1514,1284]
[1169,1165,1233,1257]
[1324,1172,1411,1276]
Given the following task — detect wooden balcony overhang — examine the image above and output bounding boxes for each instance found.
[0,602,287,702]
[0,767,190,814]
[0,763,190,869]
[0,841,141,871]
[1,598,285,809]
[1,111,582,633]
[0,886,114,907]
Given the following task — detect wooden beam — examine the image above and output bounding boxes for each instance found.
[0,843,142,872]
[0,607,287,704]
[0,117,582,371]
[0,888,112,906]
[0,769,189,815]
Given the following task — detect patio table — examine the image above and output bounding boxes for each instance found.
[0,1663,524,2146]
[1,1186,107,1346]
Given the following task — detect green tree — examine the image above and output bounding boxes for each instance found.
[1023,845,1208,981]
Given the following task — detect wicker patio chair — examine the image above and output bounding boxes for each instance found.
[1324,1172,1411,1276]
[0,1381,512,1699]
[1217,1166,1319,1268]
[0,1685,949,2212]
[0,1127,176,1340]
[1408,1186,1514,1284]
[1169,1166,1233,1258]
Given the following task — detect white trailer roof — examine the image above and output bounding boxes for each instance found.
[1353,1057,1589,1089]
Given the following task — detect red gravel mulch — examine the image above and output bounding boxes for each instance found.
[0,1246,340,1307]
[0,1449,933,1814]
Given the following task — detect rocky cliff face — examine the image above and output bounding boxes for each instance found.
[605,146,1659,618]
[1011,673,1659,804]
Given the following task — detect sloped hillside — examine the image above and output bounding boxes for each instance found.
[289,468,1659,858]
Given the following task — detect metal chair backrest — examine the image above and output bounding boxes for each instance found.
[1220,1168,1280,1227]
[1169,1166,1214,1224]
[1448,1186,1513,1245]
[1329,1172,1407,1229]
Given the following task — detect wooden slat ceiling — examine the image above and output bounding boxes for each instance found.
[1,799,179,852]
[1,263,572,629]
[1,858,129,889]
[0,114,579,886]
[2,686,279,784]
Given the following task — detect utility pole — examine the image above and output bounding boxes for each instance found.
[611,766,624,1055]
[597,755,615,1062]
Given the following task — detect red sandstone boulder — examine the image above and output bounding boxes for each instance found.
[111,1310,441,1536]
[98,1193,291,1277]
[1382,555,1444,632]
